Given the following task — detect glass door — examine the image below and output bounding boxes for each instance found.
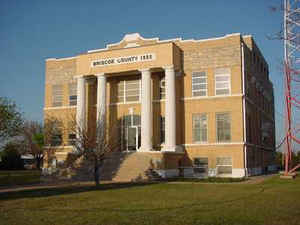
[126,127,137,151]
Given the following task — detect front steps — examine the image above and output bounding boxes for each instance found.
[61,151,182,182]
[103,152,163,182]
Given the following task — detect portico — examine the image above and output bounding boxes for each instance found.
[73,33,182,152]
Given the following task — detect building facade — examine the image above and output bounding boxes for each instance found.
[43,33,276,179]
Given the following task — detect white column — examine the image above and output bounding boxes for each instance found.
[96,73,106,122]
[139,68,152,151]
[76,76,86,133]
[163,65,177,151]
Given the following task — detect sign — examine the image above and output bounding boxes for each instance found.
[91,53,156,67]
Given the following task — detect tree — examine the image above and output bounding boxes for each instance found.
[275,150,300,171]
[67,113,121,185]
[20,121,45,170]
[0,97,23,144]
[275,151,284,170]
[0,142,24,170]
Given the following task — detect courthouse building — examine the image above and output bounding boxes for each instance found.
[43,33,276,180]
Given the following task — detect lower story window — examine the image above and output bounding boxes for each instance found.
[193,157,208,175]
[68,133,76,145]
[51,133,62,146]
[192,114,207,143]
[69,95,77,106]
[216,157,232,175]
[160,116,165,144]
[216,112,231,142]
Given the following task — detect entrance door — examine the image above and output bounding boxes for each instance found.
[122,114,141,151]
[126,126,141,151]
[127,127,137,151]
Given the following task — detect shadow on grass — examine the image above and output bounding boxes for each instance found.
[0,181,161,201]
[0,182,268,215]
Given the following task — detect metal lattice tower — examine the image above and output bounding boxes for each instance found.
[283,0,300,175]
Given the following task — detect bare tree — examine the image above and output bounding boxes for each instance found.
[43,116,65,169]
[67,113,122,186]
[20,121,44,169]
[20,118,62,170]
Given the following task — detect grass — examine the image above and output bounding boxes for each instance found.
[0,170,41,186]
[0,175,300,225]
[166,177,247,183]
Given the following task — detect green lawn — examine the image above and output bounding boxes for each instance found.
[0,175,300,225]
[0,170,41,186]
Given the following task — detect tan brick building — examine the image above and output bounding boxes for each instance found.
[43,33,276,180]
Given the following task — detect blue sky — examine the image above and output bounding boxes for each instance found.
[0,0,286,144]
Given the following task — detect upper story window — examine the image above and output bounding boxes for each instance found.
[215,68,231,96]
[216,112,231,142]
[69,83,77,106]
[192,72,207,97]
[52,84,63,107]
[192,113,208,143]
[160,77,165,99]
[117,79,140,103]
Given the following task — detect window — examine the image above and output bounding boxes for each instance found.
[215,68,231,95]
[247,115,252,143]
[117,79,140,103]
[69,83,77,106]
[160,77,165,99]
[68,133,76,145]
[192,71,207,97]
[192,114,207,142]
[52,84,63,107]
[216,157,232,175]
[51,132,62,146]
[193,157,208,175]
[216,112,231,142]
[160,116,165,143]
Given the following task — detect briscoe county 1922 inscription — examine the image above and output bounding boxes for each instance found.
[91,53,156,67]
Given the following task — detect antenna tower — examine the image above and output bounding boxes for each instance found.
[283,0,300,176]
